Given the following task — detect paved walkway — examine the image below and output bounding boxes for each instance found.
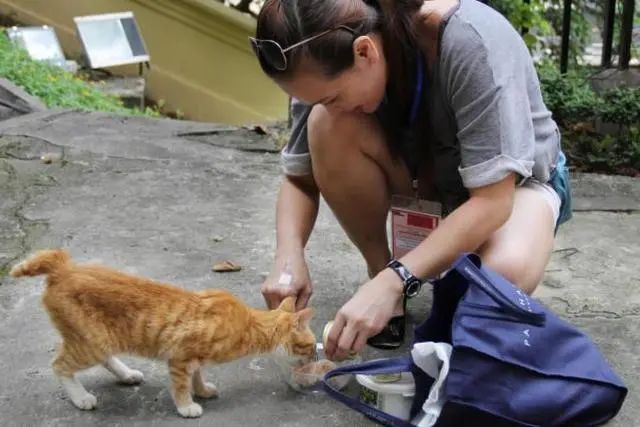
[0,110,638,426]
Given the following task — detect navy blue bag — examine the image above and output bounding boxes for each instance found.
[323,253,627,426]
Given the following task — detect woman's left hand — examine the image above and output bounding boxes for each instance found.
[325,268,404,361]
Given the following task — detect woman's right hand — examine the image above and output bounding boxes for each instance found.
[262,252,313,311]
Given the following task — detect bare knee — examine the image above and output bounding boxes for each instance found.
[307,106,408,191]
[307,105,337,158]
[307,106,367,189]
[307,105,366,160]
[480,249,539,295]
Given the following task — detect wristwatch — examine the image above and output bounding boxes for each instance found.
[386,259,423,298]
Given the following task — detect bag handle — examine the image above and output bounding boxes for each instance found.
[452,254,546,326]
[322,357,415,427]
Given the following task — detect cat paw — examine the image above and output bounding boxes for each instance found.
[71,393,97,410]
[195,382,218,399]
[177,402,203,418]
[119,369,144,385]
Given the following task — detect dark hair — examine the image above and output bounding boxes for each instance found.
[255,0,379,78]
[375,0,423,116]
[255,0,423,148]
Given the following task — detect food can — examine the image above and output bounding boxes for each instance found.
[322,321,358,359]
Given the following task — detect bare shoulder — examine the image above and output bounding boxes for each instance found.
[416,0,459,29]
[413,0,460,63]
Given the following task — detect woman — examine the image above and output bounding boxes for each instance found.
[252,0,572,361]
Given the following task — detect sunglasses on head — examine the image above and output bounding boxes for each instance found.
[250,25,357,72]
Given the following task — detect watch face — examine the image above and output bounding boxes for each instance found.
[405,279,422,298]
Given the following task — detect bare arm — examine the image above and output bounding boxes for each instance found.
[262,174,320,310]
[275,174,320,257]
[399,172,516,280]
[326,173,517,360]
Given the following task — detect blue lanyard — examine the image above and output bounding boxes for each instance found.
[409,51,425,126]
[407,51,425,192]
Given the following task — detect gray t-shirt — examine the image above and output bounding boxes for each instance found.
[281,0,560,198]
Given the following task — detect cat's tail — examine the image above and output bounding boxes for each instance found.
[10,249,72,278]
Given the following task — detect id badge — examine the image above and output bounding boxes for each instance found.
[391,195,441,258]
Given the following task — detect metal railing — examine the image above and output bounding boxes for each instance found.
[561,0,637,73]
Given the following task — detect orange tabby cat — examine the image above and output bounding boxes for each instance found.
[10,249,316,418]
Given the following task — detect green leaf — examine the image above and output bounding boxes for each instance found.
[523,33,538,48]
[0,36,159,117]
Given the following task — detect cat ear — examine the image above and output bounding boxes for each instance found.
[294,307,314,330]
[277,297,296,313]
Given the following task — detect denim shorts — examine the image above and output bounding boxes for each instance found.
[549,151,573,230]
[518,151,572,233]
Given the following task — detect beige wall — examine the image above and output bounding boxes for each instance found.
[0,0,288,124]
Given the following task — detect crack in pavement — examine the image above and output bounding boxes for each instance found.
[2,133,187,164]
[0,152,42,161]
[96,154,168,163]
[573,209,639,214]
[0,135,67,166]
[0,133,68,150]
[0,159,51,284]
[551,296,640,319]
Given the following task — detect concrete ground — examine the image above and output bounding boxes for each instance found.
[0,110,638,426]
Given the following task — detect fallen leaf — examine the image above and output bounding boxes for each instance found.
[213,260,242,272]
[210,235,224,243]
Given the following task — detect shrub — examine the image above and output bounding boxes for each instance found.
[600,88,640,127]
[537,63,603,124]
[0,33,157,116]
[537,63,640,175]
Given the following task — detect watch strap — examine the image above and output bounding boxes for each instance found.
[386,259,423,298]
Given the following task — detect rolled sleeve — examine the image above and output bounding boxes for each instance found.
[281,98,313,176]
[458,154,533,188]
[443,17,536,189]
[281,149,312,176]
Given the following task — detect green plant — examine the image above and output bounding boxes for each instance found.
[563,125,640,174]
[600,88,640,126]
[616,126,640,173]
[547,0,593,66]
[537,63,603,123]
[609,0,640,63]
[491,0,599,66]
[0,34,157,116]
[635,3,640,59]
[535,62,640,175]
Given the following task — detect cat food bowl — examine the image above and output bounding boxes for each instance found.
[272,343,361,394]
